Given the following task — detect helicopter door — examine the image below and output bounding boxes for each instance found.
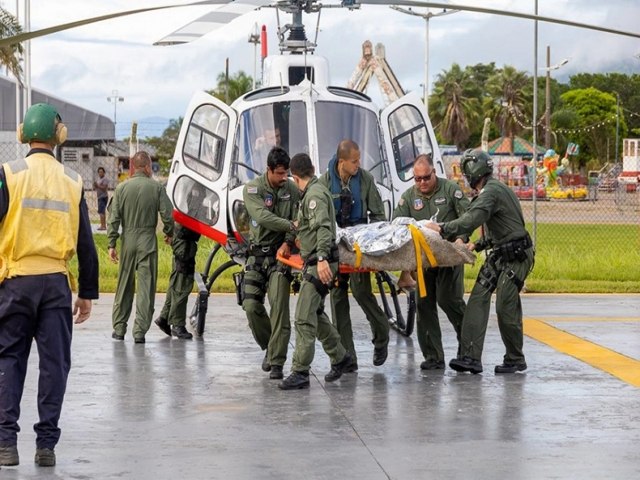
[380,92,444,199]
[166,91,237,245]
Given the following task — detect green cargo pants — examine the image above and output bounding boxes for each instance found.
[242,255,292,367]
[416,265,465,363]
[460,248,535,363]
[330,272,389,364]
[159,235,199,328]
[291,263,346,373]
[112,229,158,339]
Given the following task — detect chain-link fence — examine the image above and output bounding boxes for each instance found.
[443,155,640,263]
[3,140,639,259]
[1,141,118,222]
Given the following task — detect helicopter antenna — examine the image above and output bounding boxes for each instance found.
[313,9,322,47]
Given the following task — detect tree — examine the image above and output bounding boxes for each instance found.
[208,71,253,105]
[429,63,480,150]
[0,6,23,82]
[559,87,628,168]
[145,117,183,175]
[485,66,531,153]
[569,72,640,137]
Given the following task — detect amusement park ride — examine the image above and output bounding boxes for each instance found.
[3,1,640,336]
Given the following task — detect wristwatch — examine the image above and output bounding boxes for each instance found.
[318,255,325,262]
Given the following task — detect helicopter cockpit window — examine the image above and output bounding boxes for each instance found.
[182,104,229,182]
[172,175,219,226]
[232,101,308,185]
[387,105,433,181]
[315,102,388,187]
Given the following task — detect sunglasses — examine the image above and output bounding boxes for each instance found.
[414,173,433,183]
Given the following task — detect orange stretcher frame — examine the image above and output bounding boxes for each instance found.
[276,253,374,274]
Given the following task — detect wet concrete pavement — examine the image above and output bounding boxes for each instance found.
[1,294,638,479]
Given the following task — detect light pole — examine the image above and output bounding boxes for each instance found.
[390,7,459,114]
[107,90,124,157]
[248,23,260,90]
[615,92,620,164]
[541,46,569,149]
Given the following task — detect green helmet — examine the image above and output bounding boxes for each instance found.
[20,103,62,144]
[461,149,493,188]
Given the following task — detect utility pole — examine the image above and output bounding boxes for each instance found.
[389,7,458,114]
[542,46,569,149]
[107,90,124,158]
[615,92,620,164]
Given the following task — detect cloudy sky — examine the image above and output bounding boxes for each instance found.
[3,0,639,138]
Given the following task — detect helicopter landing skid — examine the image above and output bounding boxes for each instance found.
[374,271,416,337]
[189,242,242,337]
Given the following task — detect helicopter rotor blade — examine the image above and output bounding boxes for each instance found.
[0,0,232,48]
[154,0,273,45]
[363,0,640,39]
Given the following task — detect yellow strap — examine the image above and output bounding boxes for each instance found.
[408,225,439,298]
[354,242,363,269]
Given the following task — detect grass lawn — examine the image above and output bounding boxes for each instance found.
[77,223,640,294]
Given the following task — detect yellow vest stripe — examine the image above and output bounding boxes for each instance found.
[22,198,70,212]
[8,158,28,173]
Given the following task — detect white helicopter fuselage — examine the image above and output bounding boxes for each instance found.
[166,53,444,247]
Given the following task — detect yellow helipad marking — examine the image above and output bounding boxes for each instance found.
[524,318,640,387]
[540,317,640,323]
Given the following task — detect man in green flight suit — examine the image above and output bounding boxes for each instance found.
[319,139,390,370]
[393,154,469,370]
[242,147,299,380]
[155,223,201,340]
[426,150,535,374]
[108,151,174,343]
[279,153,353,390]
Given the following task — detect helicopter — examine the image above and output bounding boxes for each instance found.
[163,0,443,336]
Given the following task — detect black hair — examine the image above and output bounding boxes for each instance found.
[290,152,314,179]
[267,146,290,171]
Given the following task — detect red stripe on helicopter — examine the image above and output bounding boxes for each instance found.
[173,210,227,245]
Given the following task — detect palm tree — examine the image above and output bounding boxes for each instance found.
[485,66,531,154]
[0,6,23,83]
[429,63,480,150]
[208,71,254,105]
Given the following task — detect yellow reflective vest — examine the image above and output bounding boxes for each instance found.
[0,152,83,281]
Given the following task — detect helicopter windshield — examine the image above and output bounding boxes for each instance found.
[387,104,433,181]
[233,101,308,184]
[315,102,388,186]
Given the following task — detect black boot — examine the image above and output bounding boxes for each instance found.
[154,317,171,337]
[261,353,271,372]
[449,356,483,374]
[269,365,284,380]
[495,362,527,374]
[373,343,388,366]
[325,353,354,382]
[420,359,445,370]
[171,325,193,340]
[279,371,310,390]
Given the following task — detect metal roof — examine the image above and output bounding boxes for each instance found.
[0,75,114,141]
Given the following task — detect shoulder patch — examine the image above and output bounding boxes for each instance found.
[398,198,405,206]
[309,199,317,210]
[454,190,463,199]
[247,186,258,194]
